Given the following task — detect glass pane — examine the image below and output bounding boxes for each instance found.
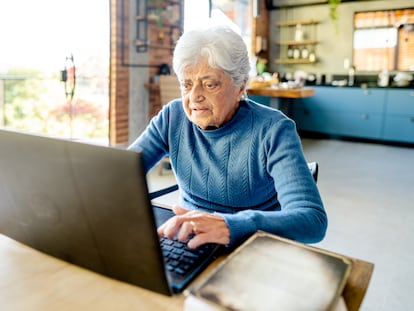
[211,0,251,54]
[353,8,414,72]
[398,25,414,71]
[0,0,109,143]
[353,28,397,71]
[184,0,251,55]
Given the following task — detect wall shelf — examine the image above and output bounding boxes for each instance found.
[276,40,318,46]
[274,58,317,64]
[275,19,320,66]
[276,19,319,27]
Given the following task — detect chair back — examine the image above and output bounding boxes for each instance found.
[308,162,318,182]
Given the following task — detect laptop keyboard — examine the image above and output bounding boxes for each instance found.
[160,236,217,277]
[152,206,220,292]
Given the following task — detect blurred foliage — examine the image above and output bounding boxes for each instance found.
[2,67,108,140]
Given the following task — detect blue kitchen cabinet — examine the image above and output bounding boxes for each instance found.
[382,89,414,143]
[292,86,386,139]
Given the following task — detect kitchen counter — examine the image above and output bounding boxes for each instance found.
[308,83,414,90]
[314,73,414,89]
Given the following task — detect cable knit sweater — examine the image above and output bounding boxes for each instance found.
[128,99,327,246]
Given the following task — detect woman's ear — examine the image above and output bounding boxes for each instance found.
[237,80,247,101]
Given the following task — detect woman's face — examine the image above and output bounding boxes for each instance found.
[180,59,245,130]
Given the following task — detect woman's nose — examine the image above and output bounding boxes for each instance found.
[189,84,205,102]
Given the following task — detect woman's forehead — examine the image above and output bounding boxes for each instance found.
[182,62,228,81]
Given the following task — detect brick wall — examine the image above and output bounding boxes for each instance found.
[109,0,182,145]
[110,0,130,145]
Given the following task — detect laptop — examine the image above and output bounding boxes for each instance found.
[0,129,221,295]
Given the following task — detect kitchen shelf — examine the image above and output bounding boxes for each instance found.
[276,19,319,27]
[274,58,317,64]
[276,40,318,46]
[275,19,320,66]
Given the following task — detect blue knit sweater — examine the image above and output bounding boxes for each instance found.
[128,99,327,246]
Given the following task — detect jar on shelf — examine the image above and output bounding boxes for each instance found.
[309,51,316,62]
[287,45,294,59]
[293,46,300,59]
[294,24,304,41]
[301,46,309,59]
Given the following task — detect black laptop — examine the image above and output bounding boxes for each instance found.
[0,129,220,295]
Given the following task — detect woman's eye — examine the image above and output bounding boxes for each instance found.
[181,83,191,91]
[204,81,219,89]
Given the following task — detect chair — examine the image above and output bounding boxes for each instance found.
[308,161,318,182]
[158,75,181,175]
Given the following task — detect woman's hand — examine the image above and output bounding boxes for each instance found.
[157,205,230,248]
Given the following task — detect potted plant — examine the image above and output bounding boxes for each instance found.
[329,0,341,30]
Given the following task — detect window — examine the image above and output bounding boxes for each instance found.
[184,0,251,55]
[353,8,414,71]
[0,0,109,142]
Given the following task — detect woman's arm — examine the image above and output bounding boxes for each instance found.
[221,119,327,246]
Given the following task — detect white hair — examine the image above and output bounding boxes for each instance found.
[172,26,250,88]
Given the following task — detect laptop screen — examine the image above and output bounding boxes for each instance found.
[0,129,172,295]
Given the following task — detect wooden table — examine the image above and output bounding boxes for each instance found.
[247,87,314,98]
[0,231,373,311]
[0,234,187,310]
[247,87,315,116]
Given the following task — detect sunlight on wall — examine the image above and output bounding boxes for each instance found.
[0,0,109,74]
[184,0,242,35]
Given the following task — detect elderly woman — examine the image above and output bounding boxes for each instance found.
[128,26,327,249]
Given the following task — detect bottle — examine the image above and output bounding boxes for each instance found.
[293,47,300,59]
[309,51,316,62]
[287,45,293,59]
[348,66,355,86]
[378,70,389,87]
[301,46,309,59]
[294,24,303,42]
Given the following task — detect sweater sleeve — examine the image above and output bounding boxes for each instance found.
[127,103,172,173]
[219,118,327,246]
